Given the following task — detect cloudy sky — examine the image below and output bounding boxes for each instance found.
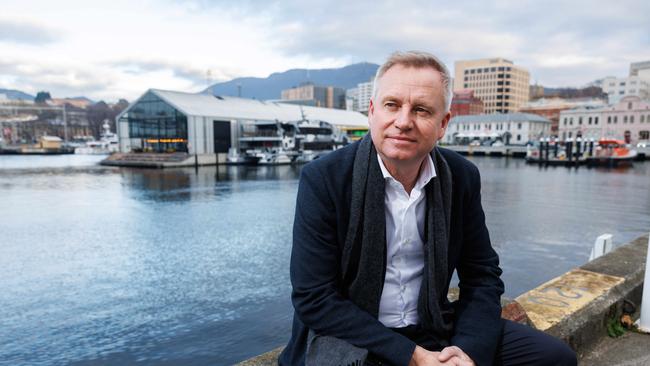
[1,0,649,102]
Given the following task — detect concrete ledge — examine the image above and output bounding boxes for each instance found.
[238,235,648,365]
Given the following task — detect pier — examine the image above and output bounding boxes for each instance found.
[238,234,650,365]
[442,144,528,157]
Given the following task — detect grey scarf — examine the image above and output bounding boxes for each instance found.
[341,133,455,343]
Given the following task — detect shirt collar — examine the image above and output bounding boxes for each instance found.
[377,153,437,189]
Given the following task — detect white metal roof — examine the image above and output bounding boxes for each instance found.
[451,113,551,124]
[123,89,369,128]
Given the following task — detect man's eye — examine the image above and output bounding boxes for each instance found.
[415,107,431,116]
[384,102,398,110]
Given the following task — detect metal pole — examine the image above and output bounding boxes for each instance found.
[544,137,550,163]
[635,234,650,333]
[567,138,573,165]
[63,104,68,142]
[554,137,559,158]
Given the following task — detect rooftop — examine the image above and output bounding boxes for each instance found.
[122,89,369,128]
[450,113,551,124]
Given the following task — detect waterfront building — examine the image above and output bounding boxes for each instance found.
[280,83,346,109]
[450,89,484,117]
[558,96,650,144]
[444,113,550,145]
[453,58,530,114]
[115,89,368,156]
[519,98,606,137]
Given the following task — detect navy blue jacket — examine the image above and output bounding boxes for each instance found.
[279,141,504,366]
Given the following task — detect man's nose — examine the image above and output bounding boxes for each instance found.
[394,106,413,130]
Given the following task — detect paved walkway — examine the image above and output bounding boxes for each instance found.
[580,331,650,366]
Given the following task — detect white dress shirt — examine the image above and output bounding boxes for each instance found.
[376,154,436,328]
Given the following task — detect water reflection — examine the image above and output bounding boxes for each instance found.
[1,155,649,365]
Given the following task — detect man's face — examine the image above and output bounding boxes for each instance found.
[368,65,451,168]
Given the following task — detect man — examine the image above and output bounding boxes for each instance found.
[279,51,576,366]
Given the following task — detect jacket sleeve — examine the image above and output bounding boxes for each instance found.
[450,166,504,366]
[290,164,416,366]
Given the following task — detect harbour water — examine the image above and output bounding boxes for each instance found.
[1,154,649,365]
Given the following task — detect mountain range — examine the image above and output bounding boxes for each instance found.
[0,88,35,101]
[204,62,380,100]
[2,62,380,103]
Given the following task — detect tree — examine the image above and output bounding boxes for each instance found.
[34,91,52,104]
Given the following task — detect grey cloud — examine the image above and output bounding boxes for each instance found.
[109,59,224,86]
[190,0,650,85]
[0,19,59,45]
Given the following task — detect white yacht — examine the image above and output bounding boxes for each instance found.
[75,121,119,155]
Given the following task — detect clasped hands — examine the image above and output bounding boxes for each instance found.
[409,345,475,366]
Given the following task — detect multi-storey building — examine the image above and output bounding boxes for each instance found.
[280,83,346,109]
[453,58,530,114]
[558,96,650,143]
[356,80,374,113]
[630,60,650,78]
[450,89,484,117]
[601,76,650,104]
[444,113,550,145]
[519,98,606,137]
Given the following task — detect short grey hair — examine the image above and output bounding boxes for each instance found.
[373,50,453,113]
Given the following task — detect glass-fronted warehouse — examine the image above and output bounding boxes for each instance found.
[125,92,188,153]
[116,89,369,161]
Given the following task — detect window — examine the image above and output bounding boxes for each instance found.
[579,117,583,125]
[641,115,645,123]
[588,117,592,125]
[620,82,626,86]
[517,134,521,141]
[640,130,650,140]
[624,116,628,123]
[517,122,522,129]
[595,117,599,125]
[631,116,635,123]
[563,118,568,126]
[568,132,572,138]
[628,102,633,110]
[570,117,573,125]
[464,70,469,75]
[608,116,611,124]
[614,116,618,123]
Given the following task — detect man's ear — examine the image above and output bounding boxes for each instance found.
[438,111,452,141]
[441,111,451,130]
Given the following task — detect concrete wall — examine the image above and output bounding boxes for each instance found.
[237,234,649,365]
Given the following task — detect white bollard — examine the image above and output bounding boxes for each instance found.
[589,234,613,261]
[635,234,650,333]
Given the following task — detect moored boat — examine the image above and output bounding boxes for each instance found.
[585,139,637,167]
